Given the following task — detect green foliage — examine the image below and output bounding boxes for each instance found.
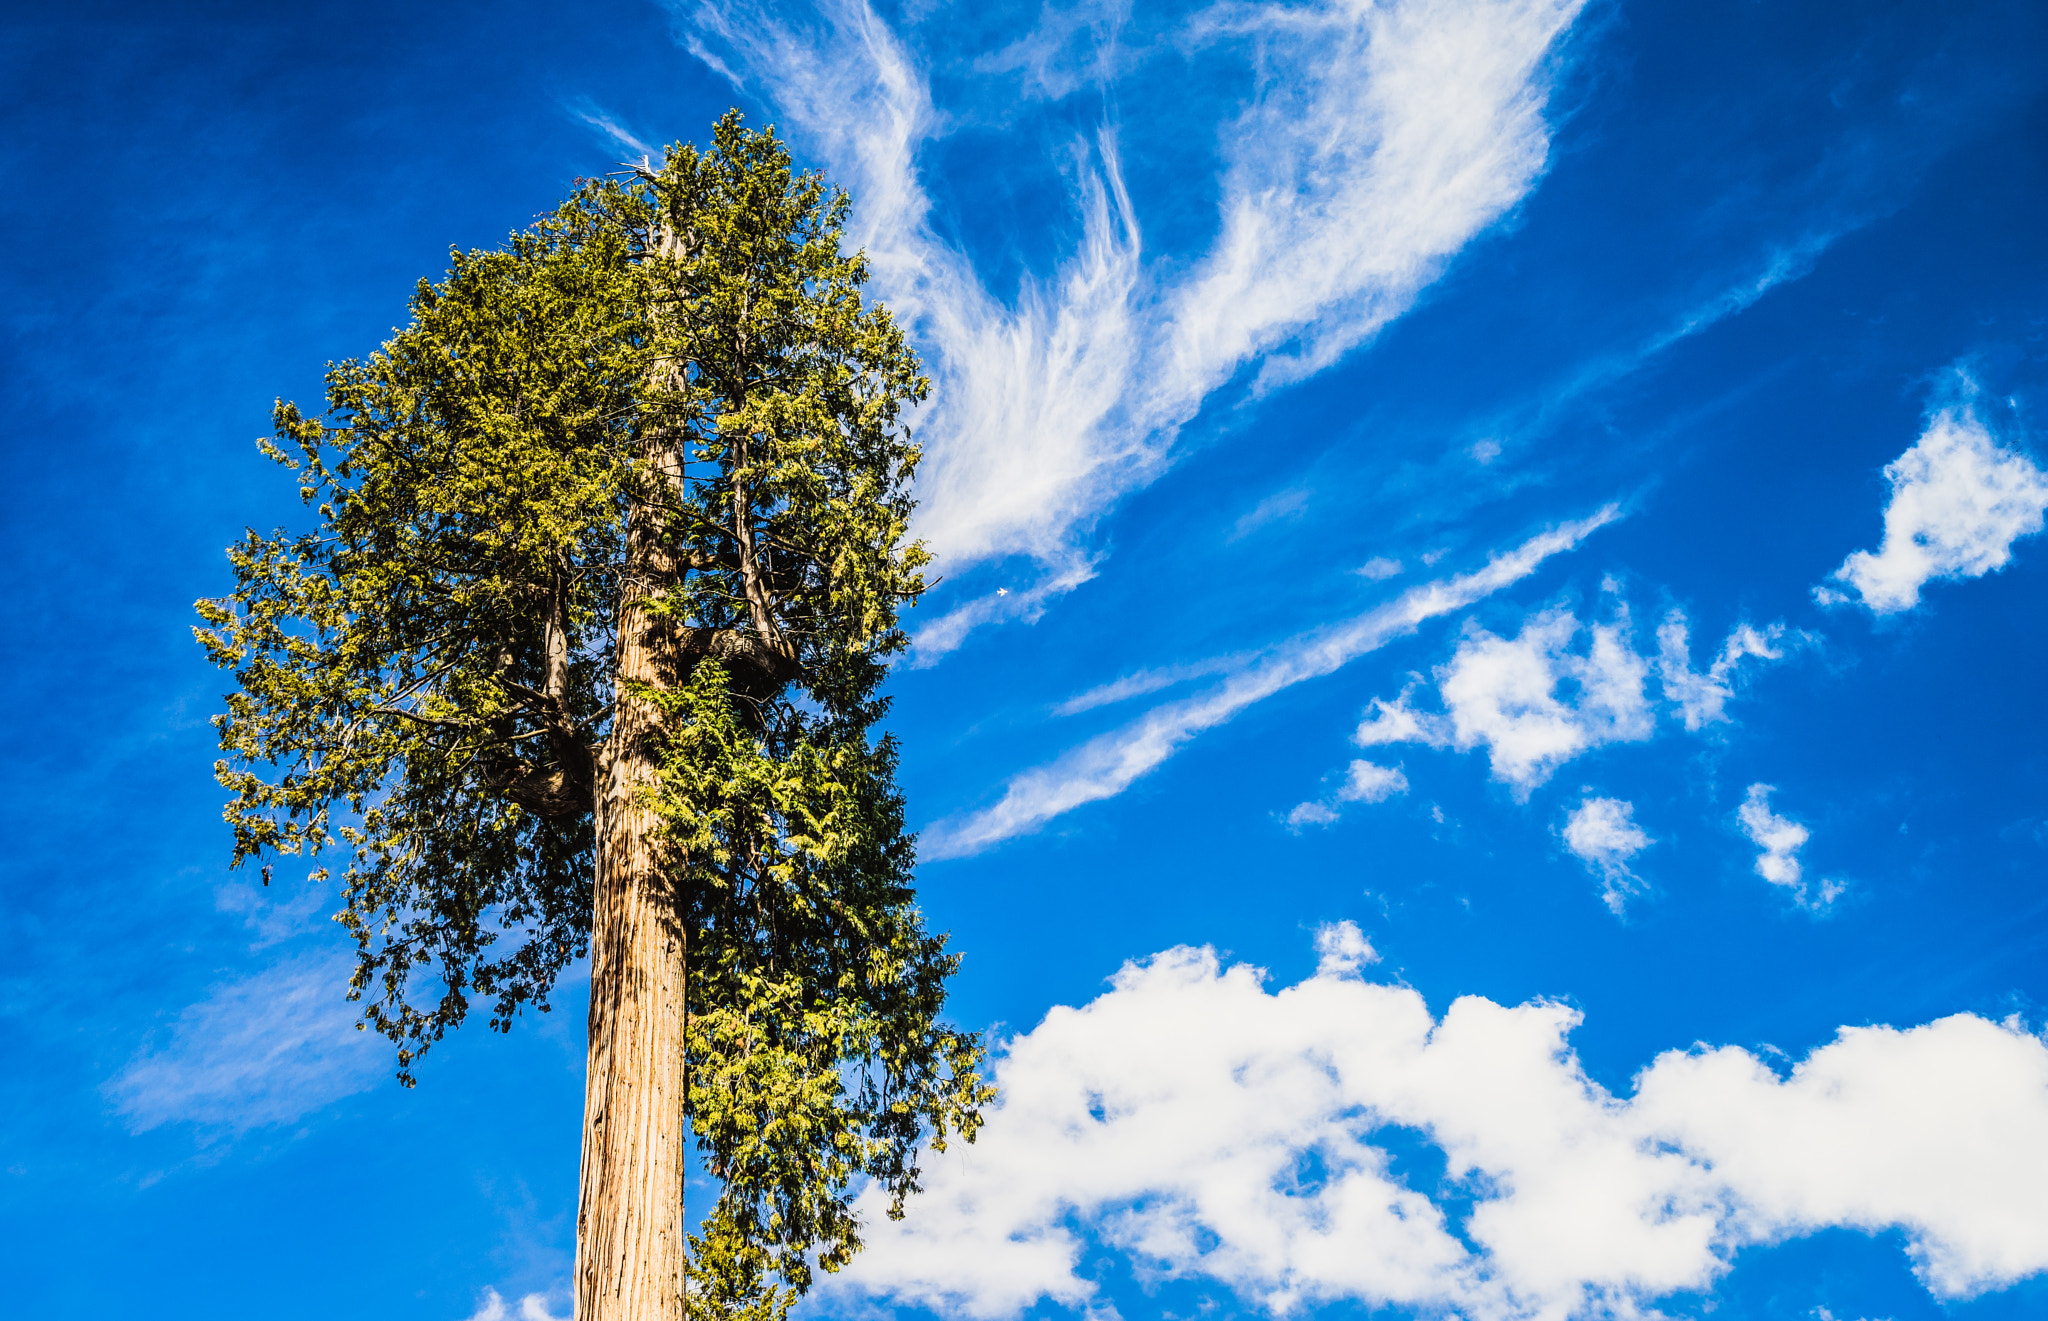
[198,111,989,1307]
[659,661,988,1313]
[197,209,640,1061]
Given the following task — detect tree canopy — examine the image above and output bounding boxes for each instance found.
[198,113,990,1318]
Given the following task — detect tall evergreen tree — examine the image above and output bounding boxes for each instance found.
[197,114,990,1320]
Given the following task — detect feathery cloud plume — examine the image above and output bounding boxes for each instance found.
[680,0,1588,651]
[1656,614,1788,731]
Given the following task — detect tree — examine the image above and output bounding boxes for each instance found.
[197,113,991,1321]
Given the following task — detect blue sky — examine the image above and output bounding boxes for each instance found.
[4,1,2047,1318]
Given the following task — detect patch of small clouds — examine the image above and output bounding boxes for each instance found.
[463,1288,568,1321]
[1343,597,1791,797]
[1738,784,1841,911]
[1817,374,2048,614]
[1355,602,1654,798]
[1287,760,1409,829]
[829,927,2048,1318]
[1657,614,1796,731]
[1561,795,1654,915]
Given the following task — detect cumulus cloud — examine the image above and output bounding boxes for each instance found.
[830,928,2048,1319]
[1561,796,1654,914]
[922,508,1617,857]
[681,0,1587,650]
[1350,604,1790,793]
[104,950,384,1133]
[1287,759,1411,829]
[463,1289,566,1321]
[1819,390,2048,614]
[1356,603,1652,796]
[1737,784,1839,911]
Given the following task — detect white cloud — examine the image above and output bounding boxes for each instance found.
[1819,392,2048,614]
[1284,800,1341,829]
[682,0,1588,644]
[1656,614,1789,731]
[1314,918,1381,975]
[1231,486,1311,540]
[1355,555,1405,580]
[908,558,1099,666]
[1562,796,1654,915]
[1288,760,1411,829]
[1357,603,1653,797]
[1738,784,1840,911]
[1352,684,1453,750]
[832,929,2048,1319]
[1340,760,1410,804]
[104,950,384,1132]
[922,508,1617,857]
[462,1288,567,1321]
[1052,653,1254,717]
[562,97,657,160]
[1352,605,1789,792]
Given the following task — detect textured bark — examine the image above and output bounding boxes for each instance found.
[576,426,690,1320]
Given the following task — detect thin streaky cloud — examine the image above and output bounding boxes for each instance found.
[922,506,1620,858]
[681,0,1589,647]
[563,97,659,162]
[1454,236,1846,471]
[104,950,383,1134]
[1052,653,1255,717]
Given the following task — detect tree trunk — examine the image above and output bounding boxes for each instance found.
[576,427,690,1319]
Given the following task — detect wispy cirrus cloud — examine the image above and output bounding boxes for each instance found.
[104,950,382,1134]
[562,96,658,160]
[1052,652,1253,717]
[678,0,1589,653]
[921,507,1619,858]
[829,927,2048,1319]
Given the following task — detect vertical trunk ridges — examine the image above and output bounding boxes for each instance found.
[576,420,690,1320]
